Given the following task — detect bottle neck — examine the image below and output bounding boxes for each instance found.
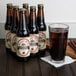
[37,7,45,23]
[19,11,27,31]
[13,9,19,25]
[26,8,29,17]
[23,6,29,17]
[6,7,13,24]
[15,9,19,20]
[30,9,37,27]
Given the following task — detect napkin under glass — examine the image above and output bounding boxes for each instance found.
[41,56,76,68]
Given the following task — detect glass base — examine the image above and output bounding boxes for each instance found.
[51,58,65,63]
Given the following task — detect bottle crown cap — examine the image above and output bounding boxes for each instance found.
[23,3,29,8]
[30,6,36,10]
[7,3,13,8]
[13,5,19,9]
[38,4,44,8]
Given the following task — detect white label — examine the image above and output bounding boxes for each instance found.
[39,31,46,50]
[17,37,30,57]
[30,34,39,54]
[11,33,17,52]
[5,30,11,48]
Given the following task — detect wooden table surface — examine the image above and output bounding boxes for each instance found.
[0,39,76,76]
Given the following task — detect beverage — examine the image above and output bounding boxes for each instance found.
[11,5,19,55]
[16,8,30,62]
[29,6,39,57]
[5,3,13,53]
[49,23,69,62]
[23,3,29,30]
[37,4,46,57]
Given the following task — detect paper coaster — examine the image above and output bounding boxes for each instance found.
[41,56,76,68]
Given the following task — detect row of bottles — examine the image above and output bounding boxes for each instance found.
[5,3,46,62]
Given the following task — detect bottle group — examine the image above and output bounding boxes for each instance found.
[5,3,46,62]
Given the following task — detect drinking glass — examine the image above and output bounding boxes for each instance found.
[49,23,69,63]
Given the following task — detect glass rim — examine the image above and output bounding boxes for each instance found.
[49,23,69,29]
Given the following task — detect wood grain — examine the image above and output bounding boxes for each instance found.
[0,39,76,76]
[56,64,73,76]
[0,40,7,76]
[6,54,23,76]
[39,59,57,76]
[69,62,76,76]
[24,58,41,76]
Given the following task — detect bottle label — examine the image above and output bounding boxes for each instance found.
[30,34,39,54]
[17,37,30,57]
[5,30,11,48]
[39,31,46,50]
[11,33,17,52]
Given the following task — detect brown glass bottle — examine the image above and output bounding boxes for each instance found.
[23,3,29,30]
[11,5,19,56]
[16,8,30,62]
[29,6,39,57]
[5,3,13,53]
[37,4,46,57]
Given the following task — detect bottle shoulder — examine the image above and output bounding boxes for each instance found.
[38,23,46,31]
[30,26,39,34]
[5,23,11,30]
[16,30,29,37]
[11,24,18,33]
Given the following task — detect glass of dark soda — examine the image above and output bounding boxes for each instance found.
[49,23,69,63]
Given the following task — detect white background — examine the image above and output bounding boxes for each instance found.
[0,0,76,38]
[1,0,76,23]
